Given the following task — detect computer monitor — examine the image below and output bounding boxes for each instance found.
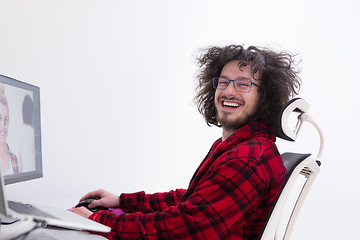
[0,74,42,185]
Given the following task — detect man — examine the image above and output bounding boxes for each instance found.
[70,45,301,239]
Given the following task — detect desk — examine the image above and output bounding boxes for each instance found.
[1,224,107,240]
[25,227,108,240]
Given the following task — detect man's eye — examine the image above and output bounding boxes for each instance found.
[218,80,228,85]
[236,82,250,88]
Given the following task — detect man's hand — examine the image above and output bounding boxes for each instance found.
[79,189,120,209]
[68,206,93,218]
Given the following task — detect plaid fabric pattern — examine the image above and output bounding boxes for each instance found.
[89,123,287,239]
[8,144,19,173]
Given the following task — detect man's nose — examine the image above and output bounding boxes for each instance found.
[223,81,237,95]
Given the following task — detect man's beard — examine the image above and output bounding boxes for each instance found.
[217,112,252,132]
[215,104,258,132]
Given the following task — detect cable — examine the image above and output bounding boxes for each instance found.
[0,217,45,240]
[13,220,47,240]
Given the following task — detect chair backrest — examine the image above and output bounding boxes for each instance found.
[258,98,324,240]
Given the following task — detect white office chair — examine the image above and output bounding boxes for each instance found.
[259,98,324,240]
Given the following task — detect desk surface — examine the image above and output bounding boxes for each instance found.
[1,224,107,240]
[26,227,108,240]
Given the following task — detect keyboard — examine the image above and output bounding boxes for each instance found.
[8,201,58,219]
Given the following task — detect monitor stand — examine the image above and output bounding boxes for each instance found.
[0,216,37,239]
[0,214,19,224]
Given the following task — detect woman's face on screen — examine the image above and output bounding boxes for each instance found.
[0,103,9,143]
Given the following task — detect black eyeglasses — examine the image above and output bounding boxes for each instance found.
[212,77,261,93]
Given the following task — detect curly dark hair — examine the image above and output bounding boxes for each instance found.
[22,94,33,126]
[194,44,301,129]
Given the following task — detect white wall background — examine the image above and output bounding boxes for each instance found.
[0,0,359,239]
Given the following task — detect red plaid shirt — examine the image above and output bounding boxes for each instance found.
[89,123,287,239]
[8,144,19,173]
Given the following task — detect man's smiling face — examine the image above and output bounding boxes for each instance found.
[214,60,261,134]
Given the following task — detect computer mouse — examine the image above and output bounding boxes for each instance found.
[75,198,109,212]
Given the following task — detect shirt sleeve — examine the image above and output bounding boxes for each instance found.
[119,189,187,213]
[89,158,268,240]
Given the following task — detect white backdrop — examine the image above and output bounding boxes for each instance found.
[0,0,359,239]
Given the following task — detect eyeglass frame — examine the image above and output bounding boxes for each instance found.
[212,77,261,93]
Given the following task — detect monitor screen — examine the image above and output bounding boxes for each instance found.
[0,74,42,185]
